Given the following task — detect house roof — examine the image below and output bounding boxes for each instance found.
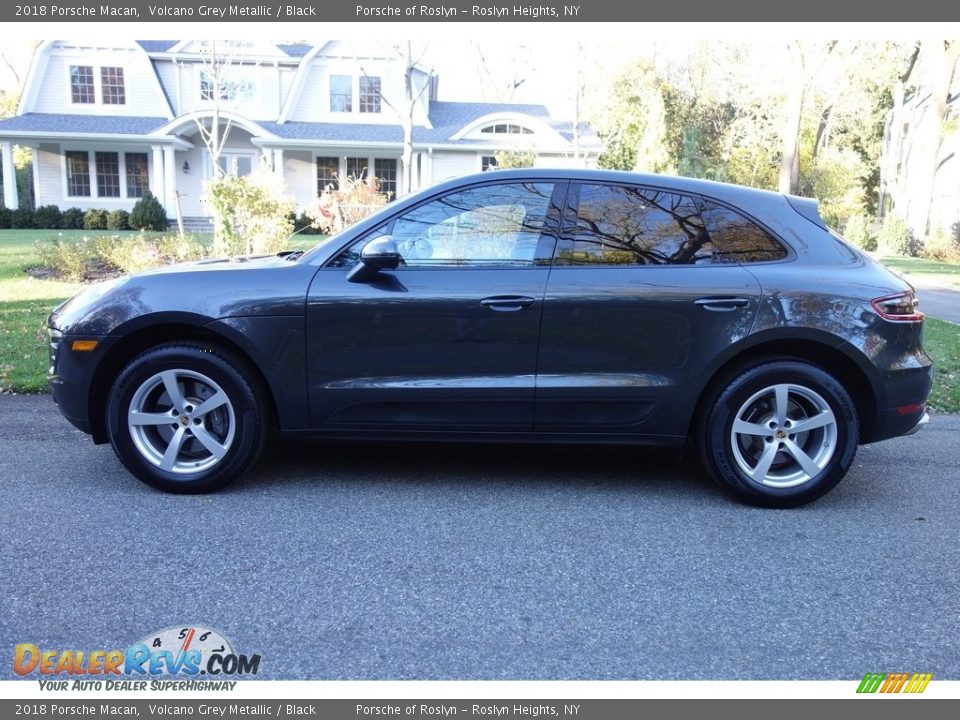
[0,113,168,134]
[0,104,600,149]
[135,40,178,53]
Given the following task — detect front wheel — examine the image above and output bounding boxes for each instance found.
[107,343,267,493]
[700,361,859,508]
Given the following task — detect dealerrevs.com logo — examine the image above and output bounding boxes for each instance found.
[14,626,261,690]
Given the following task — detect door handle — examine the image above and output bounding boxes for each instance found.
[694,297,750,312]
[480,295,536,312]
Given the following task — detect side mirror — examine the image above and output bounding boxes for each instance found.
[347,236,400,283]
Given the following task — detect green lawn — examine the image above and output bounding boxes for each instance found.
[925,318,960,412]
[0,231,87,392]
[880,255,960,289]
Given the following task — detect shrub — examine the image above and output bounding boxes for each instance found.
[10,207,35,228]
[61,207,85,229]
[205,170,295,256]
[304,175,389,235]
[33,204,63,229]
[83,208,108,230]
[37,238,90,282]
[877,215,917,257]
[107,209,130,231]
[289,211,320,235]
[922,226,960,264]
[843,214,876,252]
[129,190,167,231]
[0,206,11,229]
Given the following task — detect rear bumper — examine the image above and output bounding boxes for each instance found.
[903,411,930,436]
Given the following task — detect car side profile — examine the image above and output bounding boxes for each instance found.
[47,169,932,507]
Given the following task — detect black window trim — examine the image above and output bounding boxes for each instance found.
[553,180,794,269]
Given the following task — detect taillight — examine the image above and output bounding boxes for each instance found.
[871,291,923,322]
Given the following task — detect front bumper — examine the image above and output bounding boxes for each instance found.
[48,327,111,439]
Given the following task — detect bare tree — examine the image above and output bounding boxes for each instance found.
[354,42,433,197]
[193,40,255,179]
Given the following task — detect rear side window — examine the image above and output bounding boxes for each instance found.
[557,183,713,265]
[696,199,788,263]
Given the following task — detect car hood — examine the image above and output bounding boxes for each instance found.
[50,254,318,336]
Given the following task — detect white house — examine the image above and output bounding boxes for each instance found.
[0,39,601,221]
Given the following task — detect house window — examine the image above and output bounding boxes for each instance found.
[480,123,534,135]
[481,155,499,172]
[70,66,95,104]
[316,157,339,193]
[329,75,352,112]
[217,152,255,177]
[95,152,121,198]
[200,70,255,101]
[345,157,367,180]
[359,76,381,113]
[125,153,149,198]
[374,159,397,199]
[101,67,126,105]
[65,151,91,196]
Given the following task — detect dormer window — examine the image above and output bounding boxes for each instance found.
[481,123,534,135]
[70,66,95,104]
[101,67,125,105]
[359,76,381,114]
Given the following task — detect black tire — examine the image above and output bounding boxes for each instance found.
[106,343,267,493]
[699,360,859,508]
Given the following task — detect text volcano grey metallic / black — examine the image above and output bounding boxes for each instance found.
[47,169,933,506]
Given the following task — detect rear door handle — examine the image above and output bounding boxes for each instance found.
[480,295,536,312]
[694,297,750,312]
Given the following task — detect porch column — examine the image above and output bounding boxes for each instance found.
[150,145,164,200]
[162,146,176,215]
[29,147,41,207]
[273,148,284,177]
[424,148,434,188]
[1,141,18,209]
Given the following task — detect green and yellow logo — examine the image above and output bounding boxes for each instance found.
[857,672,932,694]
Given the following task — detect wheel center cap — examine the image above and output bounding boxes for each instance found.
[179,415,190,426]
[775,429,786,439]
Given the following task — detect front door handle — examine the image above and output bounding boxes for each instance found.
[694,297,750,312]
[480,295,536,312]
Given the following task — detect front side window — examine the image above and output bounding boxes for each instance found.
[558,184,712,266]
[101,67,125,105]
[696,200,788,263]
[359,76,381,113]
[125,153,149,198]
[316,156,339,193]
[329,75,352,112]
[70,65,95,104]
[65,151,91,196]
[383,182,555,267]
[374,159,397,199]
[95,152,120,198]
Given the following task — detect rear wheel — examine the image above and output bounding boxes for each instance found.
[700,361,859,507]
[107,343,267,493]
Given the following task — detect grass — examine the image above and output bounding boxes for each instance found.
[879,255,960,289]
[2,231,960,413]
[924,318,960,412]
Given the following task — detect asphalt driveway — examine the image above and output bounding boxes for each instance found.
[1,394,958,680]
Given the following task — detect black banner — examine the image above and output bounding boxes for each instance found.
[3,0,960,22]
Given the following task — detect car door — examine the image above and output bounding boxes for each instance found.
[534,181,766,437]
[306,180,561,431]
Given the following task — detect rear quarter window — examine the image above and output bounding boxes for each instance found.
[697,199,788,263]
